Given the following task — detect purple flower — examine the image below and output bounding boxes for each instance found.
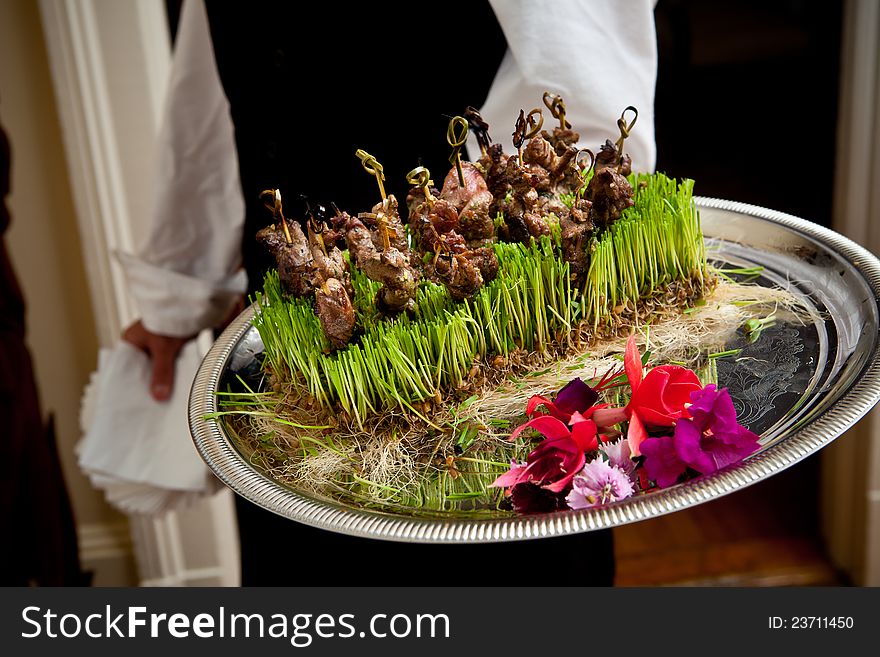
[640,435,686,488]
[674,385,760,475]
[565,459,635,509]
[524,377,599,424]
[553,378,599,417]
[599,438,636,477]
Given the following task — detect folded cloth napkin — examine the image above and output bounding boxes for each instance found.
[78,335,221,515]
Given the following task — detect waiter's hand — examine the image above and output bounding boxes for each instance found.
[123,320,194,401]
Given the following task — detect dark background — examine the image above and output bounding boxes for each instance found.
[631,0,845,586]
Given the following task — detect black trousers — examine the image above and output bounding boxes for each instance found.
[234,495,615,586]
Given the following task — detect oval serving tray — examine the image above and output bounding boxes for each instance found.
[189,198,880,543]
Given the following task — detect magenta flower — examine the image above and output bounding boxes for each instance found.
[565,459,635,509]
[674,384,761,475]
[640,435,686,488]
[641,384,761,488]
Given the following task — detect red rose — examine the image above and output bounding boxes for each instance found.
[629,365,702,427]
[623,336,702,456]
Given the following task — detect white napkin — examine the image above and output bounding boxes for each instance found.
[78,335,221,515]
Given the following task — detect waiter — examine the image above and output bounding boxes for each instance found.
[122,0,658,585]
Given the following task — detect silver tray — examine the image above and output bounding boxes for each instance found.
[188,198,880,543]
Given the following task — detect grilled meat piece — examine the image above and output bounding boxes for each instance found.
[560,197,594,286]
[585,139,635,229]
[434,253,483,301]
[440,162,488,211]
[484,143,512,216]
[359,195,409,253]
[458,189,494,243]
[536,195,569,218]
[345,214,418,314]
[256,220,313,297]
[309,227,346,283]
[594,139,631,176]
[309,224,353,299]
[314,278,356,350]
[523,135,558,171]
[439,162,495,244]
[586,167,633,229]
[502,158,549,242]
[541,126,580,155]
[467,246,499,284]
[428,198,460,235]
[524,135,579,193]
[405,185,439,222]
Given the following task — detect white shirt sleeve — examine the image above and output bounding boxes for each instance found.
[479,0,658,172]
[118,0,246,338]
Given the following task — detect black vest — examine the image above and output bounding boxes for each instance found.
[205,1,507,292]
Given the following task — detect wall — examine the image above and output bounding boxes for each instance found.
[0,0,137,585]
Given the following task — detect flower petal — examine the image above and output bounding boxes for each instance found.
[554,378,599,415]
[631,368,674,419]
[525,395,567,422]
[624,335,644,392]
[640,436,687,488]
[508,415,572,442]
[627,410,648,456]
[489,461,529,488]
[592,406,628,428]
[673,417,716,474]
[570,419,599,452]
[510,483,567,513]
[600,439,636,476]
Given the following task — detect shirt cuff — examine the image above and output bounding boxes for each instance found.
[117,251,247,337]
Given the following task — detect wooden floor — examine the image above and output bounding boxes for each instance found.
[613,457,843,586]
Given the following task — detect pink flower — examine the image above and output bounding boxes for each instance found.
[599,439,636,477]
[565,459,635,509]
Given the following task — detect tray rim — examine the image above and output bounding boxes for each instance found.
[188,197,880,543]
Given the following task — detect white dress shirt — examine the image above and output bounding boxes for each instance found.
[121,0,658,337]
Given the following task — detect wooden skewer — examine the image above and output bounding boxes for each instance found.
[447,116,468,187]
[406,166,435,206]
[543,91,572,130]
[261,188,291,243]
[356,149,387,200]
[615,106,638,159]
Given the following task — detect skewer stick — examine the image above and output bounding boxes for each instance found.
[464,106,491,157]
[377,211,391,251]
[406,166,435,206]
[614,106,638,160]
[306,201,328,255]
[261,188,291,243]
[513,108,544,166]
[575,148,595,198]
[525,108,544,139]
[447,116,468,187]
[543,92,571,130]
[356,149,386,200]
